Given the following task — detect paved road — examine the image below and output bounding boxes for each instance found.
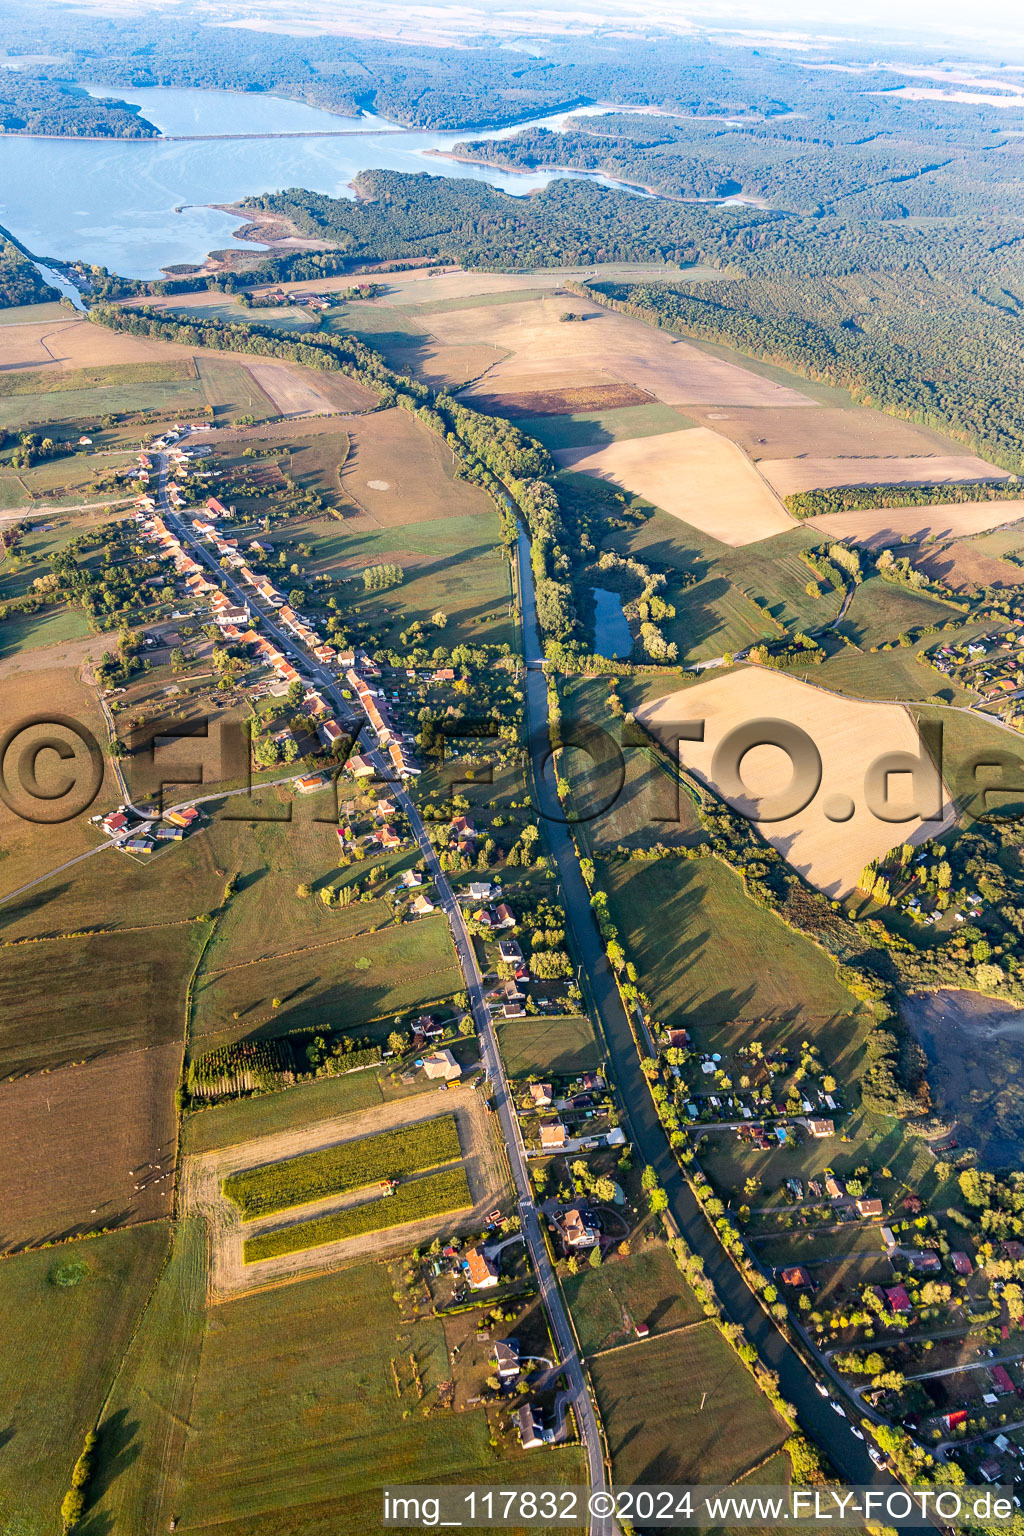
[160,461,612,1533]
[511,531,902,1494]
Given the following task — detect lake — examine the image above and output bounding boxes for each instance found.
[0,86,648,278]
[593,587,633,660]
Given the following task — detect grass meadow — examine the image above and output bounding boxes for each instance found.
[600,857,853,1031]
[495,1013,603,1077]
[0,1224,170,1531]
[562,1240,704,1356]
[589,1322,787,1486]
[182,1070,384,1157]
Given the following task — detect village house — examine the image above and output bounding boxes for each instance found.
[464,1246,499,1290]
[345,752,376,778]
[539,1120,566,1151]
[517,1405,545,1450]
[781,1266,814,1289]
[493,1340,520,1380]
[855,1198,883,1218]
[528,1083,553,1109]
[421,1049,460,1081]
[401,869,424,888]
[806,1118,835,1138]
[498,939,524,965]
[951,1251,974,1277]
[885,1284,913,1315]
[560,1208,599,1249]
[412,893,436,917]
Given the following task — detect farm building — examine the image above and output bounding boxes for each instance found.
[166,806,200,830]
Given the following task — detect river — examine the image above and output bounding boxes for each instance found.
[0,86,654,279]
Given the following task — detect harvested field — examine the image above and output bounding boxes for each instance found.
[378,338,504,388]
[523,401,692,450]
[469,383,654,417]
[808,502,1024,549]
[0,1042,180,1250]
[759,455,1011,498]
[0,924,208,1076]
[443,296,816,408]
[0,314,197,372]
[244,1166,472,1262]
[688,404,967,461]
[340,407,493,525]
[184,1085,505,1297]
[915,541,1024,591]
[590,1322,787,1486]
[637,668,956,897]
[242,360,343,415]
[556,427,794,546]
[0,1224,171,1531]
[222,1112,462,1219]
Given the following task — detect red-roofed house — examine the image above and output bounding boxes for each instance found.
[885,1285,912,1315]
[951,1251,974,1277]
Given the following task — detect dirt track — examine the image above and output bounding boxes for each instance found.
[182,1084,507,1299]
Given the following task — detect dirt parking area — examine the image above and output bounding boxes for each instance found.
[183,1085,506,1299]
[0,1041,180,1251]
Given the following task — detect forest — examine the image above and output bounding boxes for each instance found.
[0,74,157,137]
[0,226,60,308]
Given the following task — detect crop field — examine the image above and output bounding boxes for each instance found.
[600,856,857,1029]
[223,1113,463,1219]
[341,407,494,525]
[470,382,654,417]
[496,1012,602,1076]
[518,401,691,450]
[562,1240,704,1355]
[244,358,364,416]
[589,1322,787,1486]
[555,429,795,546]
[440,294,816,408]
[1,1040,180,1249]
[0,1223,170,1532]
[164,1260,584,1534]
[0,300,67,325]
[758,454,1010,498]
[182,1071,385,1157]
[807,501,1024,548]
[638,668,956,896]
[0,923,208,1076]
[191,914,463,1053]
[244,1165,473,1262]
[834,575,960,650]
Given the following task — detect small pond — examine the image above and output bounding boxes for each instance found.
[592,587,633,660]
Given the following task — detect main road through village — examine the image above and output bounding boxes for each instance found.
[153,455,614,1533]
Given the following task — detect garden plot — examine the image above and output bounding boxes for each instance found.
[184,1086,503,1297]
[637,668,956,897]
[555,427,795,546]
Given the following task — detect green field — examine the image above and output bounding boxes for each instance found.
[224,1113,462,1219]
[182,1072,384,1157]
[191,914,463,1054]
[0,601,92,656]
[0,923,209,1075]
[0,300,67,325]
[601,857,855,1031]
[0,358,196,397]
[835,576,960,650]
[521,402,692,451]
[496,1013,603,1076]
[0,375,208,429]
[244,1165,473,1262]
[169,1260,584,1533]
[589,1322,787,1485]
[562,1240,704,1355]
[0,1224,170,1531]
[88,1216,208,1532]
[913,702,1024,819]
[814,641,978,705]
